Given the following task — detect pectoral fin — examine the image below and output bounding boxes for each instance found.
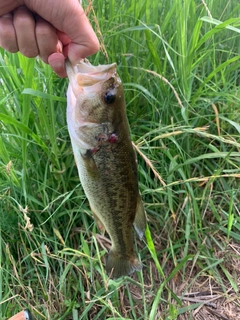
[133,195,146,239]
[90,205,106,234]
[81,149,100,179]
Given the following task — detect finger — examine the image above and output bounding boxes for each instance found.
[35,16,59,63]
[48,52,67,78]
[13,6,39,58]
[0,13,18,52]
[57,30,71,47]
[48,31,69,77]
[0,1,23,16]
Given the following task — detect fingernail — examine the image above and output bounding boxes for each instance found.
[1,13,13,18]
[57,40,63,54]
[48,52,67,78]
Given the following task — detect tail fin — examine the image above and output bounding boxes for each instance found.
[106,251,142,279]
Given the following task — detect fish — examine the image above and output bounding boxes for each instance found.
[65,59,146,278]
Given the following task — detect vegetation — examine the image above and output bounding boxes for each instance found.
[0,0,240,319]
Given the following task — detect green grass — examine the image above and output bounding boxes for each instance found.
[1,0,240,319]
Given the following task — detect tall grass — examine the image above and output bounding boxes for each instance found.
[0,0,240,319]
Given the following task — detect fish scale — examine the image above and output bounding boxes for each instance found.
[66,59,146,278]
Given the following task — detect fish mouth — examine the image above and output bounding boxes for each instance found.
[66,59,117,89]
[66,59,118,127]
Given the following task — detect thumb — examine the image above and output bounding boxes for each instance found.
[25,0,99,64]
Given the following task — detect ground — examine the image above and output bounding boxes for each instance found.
[96,233,240,319]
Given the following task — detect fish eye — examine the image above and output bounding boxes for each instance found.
[104,90,116,104]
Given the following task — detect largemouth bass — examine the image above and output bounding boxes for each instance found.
[66,60,146,278]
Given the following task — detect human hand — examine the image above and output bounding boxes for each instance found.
[0,0,99,77]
